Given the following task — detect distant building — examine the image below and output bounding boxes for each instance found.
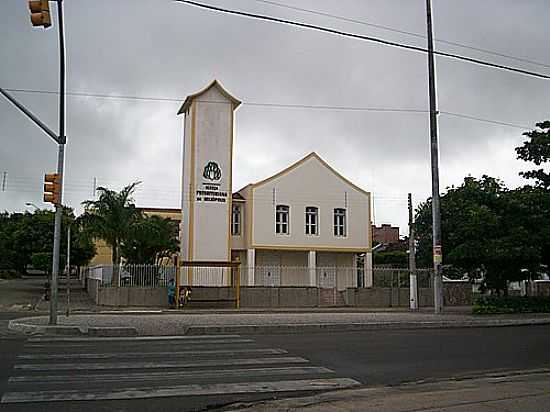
[88,207,181,266]
[373,224,400,245]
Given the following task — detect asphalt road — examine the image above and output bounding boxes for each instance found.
[1,325,550,411]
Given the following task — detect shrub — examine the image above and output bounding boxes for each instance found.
[473,295,550,314]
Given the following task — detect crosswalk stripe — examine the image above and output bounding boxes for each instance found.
[27,335,242,343]
[15,356,309,371]
[25,338,254,348]
[17,348,287,360]
[9,366,333,384]
[1,378,361,403]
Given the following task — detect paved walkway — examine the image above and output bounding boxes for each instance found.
[0,277,44,312]
[10,311,550,336]
[34,280,96,313]
[227,369,550,411]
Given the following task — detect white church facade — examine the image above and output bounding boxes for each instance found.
[179,80,373,290]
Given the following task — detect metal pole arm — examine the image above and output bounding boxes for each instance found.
[0,87,62,144]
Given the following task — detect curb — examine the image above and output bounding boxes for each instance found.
[8,319,137,337]
[9,317,550,337]
[186,318,550,335]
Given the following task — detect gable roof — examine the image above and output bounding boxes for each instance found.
[251,152,370,196]
[177,79,241,115]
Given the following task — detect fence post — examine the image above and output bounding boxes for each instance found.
[236,263,241,309]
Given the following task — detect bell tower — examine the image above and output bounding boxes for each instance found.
[178,80,241,265]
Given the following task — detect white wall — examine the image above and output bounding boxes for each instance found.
[181,84,235,262]
[251,155,370,251]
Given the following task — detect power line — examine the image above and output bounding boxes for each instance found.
[2,87,531,130]
[439,111,531,130]
[249,0,550,70]
[173,0,550,80]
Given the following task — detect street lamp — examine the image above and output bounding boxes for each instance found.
[25,202,40,211]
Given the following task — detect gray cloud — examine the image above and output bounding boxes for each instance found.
[1,0,549,234]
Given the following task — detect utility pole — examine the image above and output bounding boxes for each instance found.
[49,0,67,325]
[1,172,6,192]
[408,193,418,310]
[66,224,71,317]
[425,0,443,314]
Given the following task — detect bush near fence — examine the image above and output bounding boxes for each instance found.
[473,296,550,314]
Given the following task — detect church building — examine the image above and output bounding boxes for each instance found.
[178,80,373,290]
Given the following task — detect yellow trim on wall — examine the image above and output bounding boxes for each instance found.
[252,244,372,253]
[247,187,254,248]
[227,104,234,267]
[178,79,241,114]
[251,152,370,197]
[188,102,197,271]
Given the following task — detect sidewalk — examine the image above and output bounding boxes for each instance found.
[225,369,550,411]
[9,310,550,336]
[34,281,97,313]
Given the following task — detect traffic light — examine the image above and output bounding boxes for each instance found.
[29,0,51,28]
[43,173,61,205]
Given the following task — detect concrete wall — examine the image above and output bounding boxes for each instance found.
[98,287,167,307]
[346,283,473,307]
[192,286,319,308]
[86,278,101,305]
[93,283,472,308]
[534,282,550,297]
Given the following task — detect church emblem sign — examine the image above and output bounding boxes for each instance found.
[196,161,227,203]
[203,161,222,181]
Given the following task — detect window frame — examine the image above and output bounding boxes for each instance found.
[231,204,241,236]
[305,206,319,236]
[333,208,347,237]
[275,204,290,235]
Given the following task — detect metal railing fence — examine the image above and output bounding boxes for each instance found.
[373,267,433,288]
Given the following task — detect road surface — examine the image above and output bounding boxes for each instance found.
[1,324,550,411]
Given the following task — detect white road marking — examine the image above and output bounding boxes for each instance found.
[27,335,242,343]
[18,348,287,360]
[15,356,310,371]
[9,366,333,384]
[1,378,361,403]
[25,338,253,348]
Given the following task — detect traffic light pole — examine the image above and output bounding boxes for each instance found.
[50,0,66,325]
[426,0,443,314]
[0,1,66,324]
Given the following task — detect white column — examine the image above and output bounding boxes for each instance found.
[364,251,373,288]
[247,248,255,286]
[308,250,316,287]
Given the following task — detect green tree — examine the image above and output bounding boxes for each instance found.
[0,208,95,275]
[515,120,550,269]
[415,176,542,294]
[121,214,179,265]
[516,121,550,189]
[80,182,141,286]
[373,251,408,267]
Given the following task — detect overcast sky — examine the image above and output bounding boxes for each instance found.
[1,0,549,233]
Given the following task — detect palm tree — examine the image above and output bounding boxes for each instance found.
[81,182,141,286]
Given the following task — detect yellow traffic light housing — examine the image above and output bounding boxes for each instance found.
[43,173,61,205]
[29,0,51,28]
